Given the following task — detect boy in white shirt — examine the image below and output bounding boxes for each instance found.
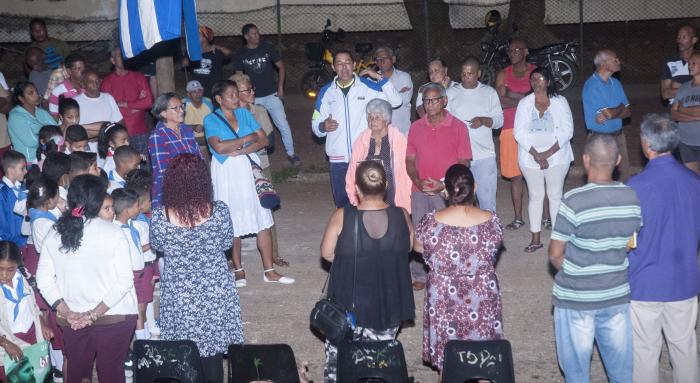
[108,146,140,194]
[125,169,159,337]
[111,188,149,340]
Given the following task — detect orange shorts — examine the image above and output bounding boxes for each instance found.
[499,129,521,178]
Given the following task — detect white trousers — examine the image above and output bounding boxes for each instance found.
[631,297,700,383]
[520,163,569,233]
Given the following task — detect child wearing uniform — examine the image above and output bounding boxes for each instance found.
[42,152,71,218]
[0,240,52,380]
[97,122,130,173]
[68,151,100,179]
[107,146,140,194]
[111,188,150,340]
[98,193,115,222]
[125,169,159,337]
[63,125,90,154]
[25,177,65,381]
[0,151,28,248]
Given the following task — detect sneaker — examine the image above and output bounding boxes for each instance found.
[287,154,301,166]
[124,351,134,378]
[52,368,64,383]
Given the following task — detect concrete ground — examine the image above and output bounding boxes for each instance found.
[232,83,699,381]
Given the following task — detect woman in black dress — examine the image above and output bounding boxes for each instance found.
[320,160,415,382]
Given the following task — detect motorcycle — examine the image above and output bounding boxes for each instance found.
[300,20,377,99]
[478,16,580,92]
[300,20,344,100]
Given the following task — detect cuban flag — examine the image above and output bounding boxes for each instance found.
[119,0,202,61]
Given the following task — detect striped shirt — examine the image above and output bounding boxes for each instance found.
[551,182,642,310]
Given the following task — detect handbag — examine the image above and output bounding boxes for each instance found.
[213,112,281,209]
[310,209,359,344]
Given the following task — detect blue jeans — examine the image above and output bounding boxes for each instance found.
[329,162,350,208]
[554,303,633,383]
[255,93,296,156]
[470,156,497,212]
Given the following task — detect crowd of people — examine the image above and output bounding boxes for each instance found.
[0,15,697,383]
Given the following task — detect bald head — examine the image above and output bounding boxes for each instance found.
[25,46,45,71]
[679,25,697,39]
[584,133,619,169]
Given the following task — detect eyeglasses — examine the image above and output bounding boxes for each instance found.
[507,47,526,54]
[167,104,185,111]
[239,87,255,94]
[423,96,444,105]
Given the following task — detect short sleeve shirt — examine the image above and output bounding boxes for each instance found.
[661,53,691,84]
[204,108,261,164]
[29,37,71,70]
[190,49,226,97]
[581,73,629,133]
[232,42,281,97]
[674,81,700,146]
[406,112,472,191]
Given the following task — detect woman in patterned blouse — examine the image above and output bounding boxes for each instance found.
[147,92,202,208]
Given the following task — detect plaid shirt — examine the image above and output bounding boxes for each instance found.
[148,121,202,208]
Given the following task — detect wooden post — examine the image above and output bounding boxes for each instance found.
[155,56,175,94]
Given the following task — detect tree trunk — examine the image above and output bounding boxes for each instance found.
[155,56,175,94]
[507,0,559,46]
[403,0,453,61]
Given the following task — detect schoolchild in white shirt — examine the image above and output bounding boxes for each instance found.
[97,122,130,174]
[107,146,140,194]
[0,240,53,380]
[125,168,159,337]
[111,188,149,340]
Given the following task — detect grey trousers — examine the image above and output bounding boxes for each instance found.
[410,191,446,283]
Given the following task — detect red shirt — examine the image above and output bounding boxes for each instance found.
[101,71,153,135]
[406,111,472,192]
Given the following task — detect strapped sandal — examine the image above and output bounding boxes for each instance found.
[542,218,552,230]
[506,219,525,230]
[263,268,295,284]
[232,268,247,288]
[524,243,544,253]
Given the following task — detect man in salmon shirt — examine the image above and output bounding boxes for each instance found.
[101,45,154,159]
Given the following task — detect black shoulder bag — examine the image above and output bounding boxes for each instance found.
[212,112,280,209]
[310,208,359,344]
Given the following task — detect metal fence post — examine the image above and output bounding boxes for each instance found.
[424,0,431,62]
[579,0,584,85]
[276,0,283,55]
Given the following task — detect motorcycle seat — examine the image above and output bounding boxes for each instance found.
[355,43,373,55]
[527,42,570,56]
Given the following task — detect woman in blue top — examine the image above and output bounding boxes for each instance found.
[7,82,56,163]
[204,80,294,287]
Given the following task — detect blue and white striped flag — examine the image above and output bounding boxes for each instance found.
[119,0,202,61]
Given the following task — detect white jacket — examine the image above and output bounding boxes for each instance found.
[514,93,574,169]
[312,74,402,163]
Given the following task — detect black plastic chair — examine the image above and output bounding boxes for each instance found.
[442,339,515,383]
[133,340,205,383]
[337,339,409,383]
[227,344,300,383]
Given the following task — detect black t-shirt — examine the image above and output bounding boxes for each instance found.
[232,42,281,97]
[661,53,691,84]
[191,49,227,97]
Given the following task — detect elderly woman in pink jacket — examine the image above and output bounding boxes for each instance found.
[345,98,412,213]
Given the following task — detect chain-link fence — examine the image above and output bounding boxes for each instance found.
[0,1,698,94]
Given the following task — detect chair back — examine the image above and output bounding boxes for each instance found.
[228,344,300,383]
[442,339,515,383]
[133,340,205,383]
[337,339,409,383]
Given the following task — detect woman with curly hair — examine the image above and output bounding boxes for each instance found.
[149,153,243,382]
[204,80,293,286]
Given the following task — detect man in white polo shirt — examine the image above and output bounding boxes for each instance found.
[75,69,123,129]
[447,56,504,212]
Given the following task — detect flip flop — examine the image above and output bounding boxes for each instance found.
[506,219,525,230]
[524,243,544,253]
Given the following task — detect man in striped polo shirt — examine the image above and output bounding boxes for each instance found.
[548,133,642,383]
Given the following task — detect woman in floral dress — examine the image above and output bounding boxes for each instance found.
[150,154,243,382]
[414,164,504,372]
